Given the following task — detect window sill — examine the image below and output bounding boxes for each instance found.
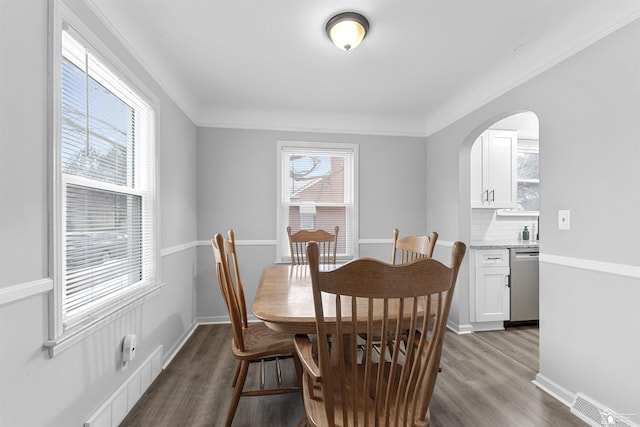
[496,210,539,217]
[43,281,164,358]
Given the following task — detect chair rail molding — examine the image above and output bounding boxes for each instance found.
[0,278,53,307]
[160,241,200,257]
[196,239,277,247]
[540,253,640,278]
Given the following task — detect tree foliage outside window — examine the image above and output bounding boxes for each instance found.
[515,141,539,212]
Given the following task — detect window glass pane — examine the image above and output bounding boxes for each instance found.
[87,77,133,186]
[64,184,142,319]
[61,57,88,173]
[286,154,348,255]
[61,57,134,187]
[517,152,539,180]
[514,142,539,212]
[517,182,539,211]
[288,155,344,202]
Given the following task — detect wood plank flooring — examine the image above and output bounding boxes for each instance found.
[121,324,586,427]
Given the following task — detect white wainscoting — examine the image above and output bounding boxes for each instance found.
[84,345,164,427]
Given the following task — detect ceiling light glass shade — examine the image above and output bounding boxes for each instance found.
[326,12,369,51]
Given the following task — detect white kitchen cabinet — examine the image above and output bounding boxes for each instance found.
[470,130,517,208]
[471,249,510,322]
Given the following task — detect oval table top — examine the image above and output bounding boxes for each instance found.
[252,264,429,335]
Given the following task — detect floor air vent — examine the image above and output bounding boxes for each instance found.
[571,393,637,427]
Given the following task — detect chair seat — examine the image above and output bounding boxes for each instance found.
[232,322,297,360]
[302,362,431,427]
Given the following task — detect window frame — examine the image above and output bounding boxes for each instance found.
[498,138,539,217]
[45,1,161,357]
[276,141,359,263]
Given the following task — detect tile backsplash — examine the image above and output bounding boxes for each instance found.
[472,210,539,241]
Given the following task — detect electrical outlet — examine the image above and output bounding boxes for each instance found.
[558,210,570,230]
[122,334,137,369]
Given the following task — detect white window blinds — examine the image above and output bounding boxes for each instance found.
[278,142,358,262]
[58,28,157,330]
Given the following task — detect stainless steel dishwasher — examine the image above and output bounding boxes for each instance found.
[509,247,539,322]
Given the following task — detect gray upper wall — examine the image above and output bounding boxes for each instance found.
[197,127,428,242]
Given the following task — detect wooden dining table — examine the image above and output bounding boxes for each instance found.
[252,264,334,334]
[252,263,430,335]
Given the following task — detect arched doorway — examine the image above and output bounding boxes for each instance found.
[467,111,540,328]
[463,110,541,369]
[471,112,539,241]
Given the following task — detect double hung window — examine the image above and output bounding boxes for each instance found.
[48,9,158,354]
[277,141,358,263]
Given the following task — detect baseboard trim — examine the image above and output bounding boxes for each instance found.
[532,373,575,408]
[161,324,198,370]
[470,321,505,332]
[446,321,474,335]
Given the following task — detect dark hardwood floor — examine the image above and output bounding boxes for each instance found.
[121,324,586,427]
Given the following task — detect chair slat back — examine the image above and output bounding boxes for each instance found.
[391,228,438,265]
[211,230,248,351]
[287,226,339,265]
[307,240,466,426]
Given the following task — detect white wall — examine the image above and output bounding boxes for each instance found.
[0,1,199,425]
[426,18,640,423]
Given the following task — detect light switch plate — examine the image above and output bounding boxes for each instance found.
[558,210,570,230]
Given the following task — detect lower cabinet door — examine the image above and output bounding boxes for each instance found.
[475,266,510,322]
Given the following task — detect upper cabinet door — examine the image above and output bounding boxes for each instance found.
[470,130,517,208]
[486,130,517,208]
[470,132,487,208]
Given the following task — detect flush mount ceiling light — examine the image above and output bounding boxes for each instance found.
[325,12,369,51]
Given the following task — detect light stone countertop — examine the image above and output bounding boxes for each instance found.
[469,240,540,249]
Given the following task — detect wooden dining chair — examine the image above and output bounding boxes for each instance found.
[287,225,339,265]
[391,228,438,265]
[295,240,466,427]
[211,230,301,427]
[362,228,439,355]
[387,229,439,356]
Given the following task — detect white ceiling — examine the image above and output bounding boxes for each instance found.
[87,0,640,136]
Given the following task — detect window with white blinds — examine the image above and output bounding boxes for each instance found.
[277,141,358,262]
[51,20,158,340]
